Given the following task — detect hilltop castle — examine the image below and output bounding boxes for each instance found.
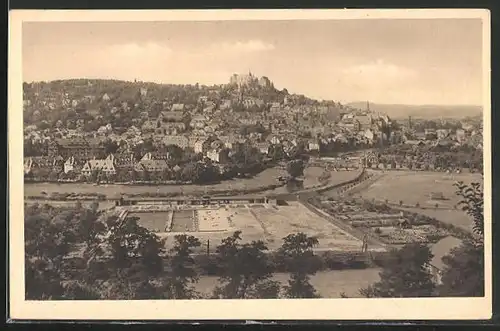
[229,72,272,89]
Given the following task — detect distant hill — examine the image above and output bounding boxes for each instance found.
[346,102,483,120]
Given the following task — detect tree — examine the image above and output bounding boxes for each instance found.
[438,241,484,297]
[437,181,484,297]
[102,139,119,155]
[454,181,483,238]
[142,169,151,182]
[359,243,435,298]
[181,162,203,183]
[269,144,286,162]
[286,159,305,179]
[164,144,184,162]
[25,207,77,299]
[163,235,201,299]
[24,203,112,300]
[198,162,221,184]
[288,141,307,160]
[73,203,107,283]
[212,231,279,299]
[130,168,138,182]
[230,142,263,174]
[104,215,166,299]
[279,233,320,298]
[48,170,59,182]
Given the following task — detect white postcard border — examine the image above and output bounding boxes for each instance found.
[8,9,492,321]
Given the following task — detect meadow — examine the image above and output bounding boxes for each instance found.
[359,171,482,208]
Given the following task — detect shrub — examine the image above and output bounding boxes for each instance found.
[194,254,222,276]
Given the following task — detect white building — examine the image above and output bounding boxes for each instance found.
[81,155,116,177]
[308,140,320,151]
[64,156,76,174]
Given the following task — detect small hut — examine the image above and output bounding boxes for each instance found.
[429,192,445,200]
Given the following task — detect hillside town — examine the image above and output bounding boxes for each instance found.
[23,73,483,184]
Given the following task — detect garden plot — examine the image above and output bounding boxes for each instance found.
[161,206,266,253]
[373,225,449,245]
[171,209,196,232]
[197,209,232,232]
[129,212,170,233]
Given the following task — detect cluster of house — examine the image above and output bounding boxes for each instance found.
[401,126,483,151]
[23,129,326,179]
[24,74,483,182]
[24,77,411,172]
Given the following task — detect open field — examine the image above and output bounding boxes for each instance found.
[359,171,482,209]
[252,202,363,251]
[194,268,381,298]
[302,166,328,188]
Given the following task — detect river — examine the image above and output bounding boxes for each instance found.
[194,268,381,298]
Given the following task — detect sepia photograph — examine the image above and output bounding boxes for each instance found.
[8,9,491,321]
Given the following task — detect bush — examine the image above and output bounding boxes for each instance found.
[194,254,221,276]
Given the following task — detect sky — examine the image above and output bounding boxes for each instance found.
[22,19,484,105]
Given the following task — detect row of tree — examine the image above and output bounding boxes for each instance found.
[373,146,483,172]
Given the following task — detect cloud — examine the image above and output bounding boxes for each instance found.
[210,40,275,53]
[343,59,417,81]
[106,42,173,58]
